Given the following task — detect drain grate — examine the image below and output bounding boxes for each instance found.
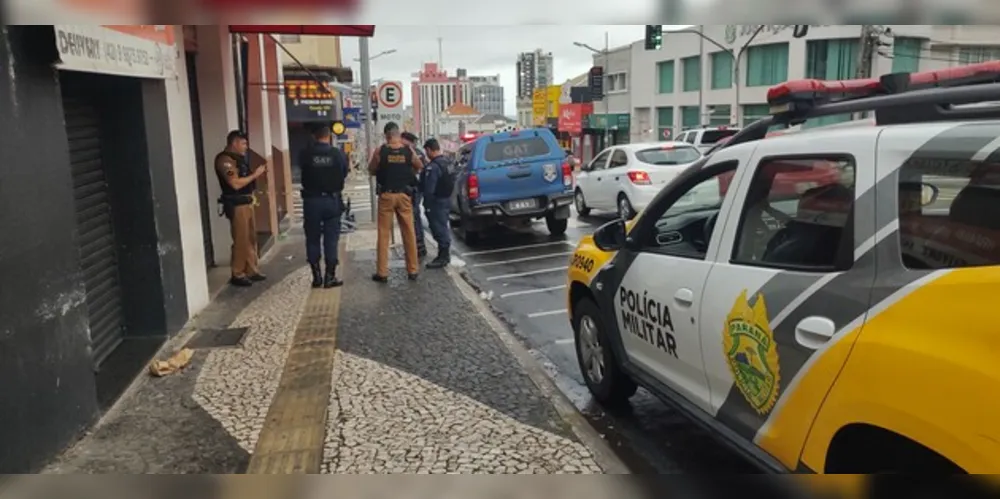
[184,327,249,350]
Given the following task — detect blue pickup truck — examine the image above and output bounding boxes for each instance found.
[449,128,575,244]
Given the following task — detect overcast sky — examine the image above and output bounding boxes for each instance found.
[340,25,682,117]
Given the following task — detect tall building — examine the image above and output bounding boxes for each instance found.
[516,49,554,99]
[411,62,473,138]
[470,75,505,116]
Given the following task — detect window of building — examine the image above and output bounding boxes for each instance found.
[803,39,859,128]
[657,60,675,94]
[657,106,674,139]
[732,156,857,270]
[898,155,1000,270]
[682,56,701,92]
[711,51,733,89]
[279,34,301,43]
[606,72,628,93]
[708,105,731,126]
[681,106,700,130]
[959,46,1000,64]
[892,37,923,74]
[745,43,789,87]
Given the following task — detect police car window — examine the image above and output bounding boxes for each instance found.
[635,146,701,165]
[732,156,856,270]
[701,129,739,145]
[483,137,550,162]
[898,157,1000,270]
[684,132,698,144]
[642,162,737,260]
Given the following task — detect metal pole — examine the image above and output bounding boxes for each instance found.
[604,31,610,147]
[697,25,704,127]
[360,37,377,223]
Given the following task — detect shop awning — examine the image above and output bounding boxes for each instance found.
[229,25,375,37]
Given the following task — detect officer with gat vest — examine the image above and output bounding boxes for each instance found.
[215,130,268,287]
[299,126,348,288]
[420,138,454,268]
[368,122,423,282]
[401,132,428,259]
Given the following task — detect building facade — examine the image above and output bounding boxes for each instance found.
[277,34,342,68]
[628,24,1000,143]
[0,24,292,473]
[411,63,472,138]
[589,43,634,150]
[469,74,505,116]
[516,49,553,99]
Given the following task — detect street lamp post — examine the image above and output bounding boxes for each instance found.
[354,48,396,63]
[666,25,765,127]
[356,47,396,222]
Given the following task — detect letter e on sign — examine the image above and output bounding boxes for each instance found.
[378,81,403,109]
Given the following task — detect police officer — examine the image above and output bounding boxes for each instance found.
[299,126,348,288]
[216,130,267,287]
[421,138,453,268]
[368,122,423,282]
[401,131,428,258]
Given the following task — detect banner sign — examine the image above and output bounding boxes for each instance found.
[343,107,363,128]
[285,78,339,122]
[54,25,177,79]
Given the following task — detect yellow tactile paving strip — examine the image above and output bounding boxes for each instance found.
[246,248,344,474]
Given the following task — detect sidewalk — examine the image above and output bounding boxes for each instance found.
[42,195,621,473]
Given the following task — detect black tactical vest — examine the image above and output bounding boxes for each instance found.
[378,145,414,191]
[300,143,345,195]
[216,151,255,196]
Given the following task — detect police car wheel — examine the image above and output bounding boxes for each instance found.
[545,214,568,236]
[574,189,591,216]
[573,298,637,406]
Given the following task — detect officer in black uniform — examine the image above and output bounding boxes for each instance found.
[215,130,267,287]
[299,126,348,288]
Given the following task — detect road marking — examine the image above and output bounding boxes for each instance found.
[472,251,573,268]
[553,338,575,345]
[527,309,567,318]
[459,240,575,257]
[486,266,568,281]
[499,284,567,298]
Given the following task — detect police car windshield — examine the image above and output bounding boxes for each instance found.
[483,137,550,162]
[636,146,701,166]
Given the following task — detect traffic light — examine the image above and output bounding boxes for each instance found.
[644,25,662,50]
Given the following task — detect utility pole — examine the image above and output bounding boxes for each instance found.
[855,25,878,119]
[438,37,444,67]
[604,31,610,148]
[359,37,376,222]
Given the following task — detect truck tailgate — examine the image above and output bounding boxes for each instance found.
[475,158,566,206]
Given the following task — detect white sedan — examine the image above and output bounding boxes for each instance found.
[573,141,703,220]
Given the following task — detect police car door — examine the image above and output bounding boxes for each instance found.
[698,128,877,469]
[612,146,750,412]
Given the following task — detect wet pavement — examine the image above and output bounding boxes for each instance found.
[448,207,759,473]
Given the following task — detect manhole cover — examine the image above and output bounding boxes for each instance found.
[184,327,248,349]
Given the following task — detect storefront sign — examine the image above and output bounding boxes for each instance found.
[532,88,547,126]
[285,78,338,122]
[558,103,584,135]
[589,66,604,99]
[343,107,363,128]
[55,25,177,79]
[584,113,630,131]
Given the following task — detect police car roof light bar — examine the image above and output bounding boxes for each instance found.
[766,60,1000,123]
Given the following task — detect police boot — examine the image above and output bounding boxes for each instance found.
[310,264,323,288]
[417,243,428,259]
[426,248,450,269]
[323,265,343,288]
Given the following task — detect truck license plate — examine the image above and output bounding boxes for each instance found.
[508,199,536,211]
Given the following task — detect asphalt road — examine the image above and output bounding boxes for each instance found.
[445,207,758,474]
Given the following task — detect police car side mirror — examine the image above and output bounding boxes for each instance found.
[593,219,627,252]
[920,182,939,206]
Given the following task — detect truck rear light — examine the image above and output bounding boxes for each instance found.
[627,171,651,185]
[562,162,573,187]
[468,173,480,200]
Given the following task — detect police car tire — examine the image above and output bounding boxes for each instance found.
[572,298,637,406]
[545,214,568,236]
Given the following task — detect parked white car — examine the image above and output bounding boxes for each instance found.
[675,126,741,154]
[574,142,703,220]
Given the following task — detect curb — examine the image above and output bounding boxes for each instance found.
[444,263,631,474]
